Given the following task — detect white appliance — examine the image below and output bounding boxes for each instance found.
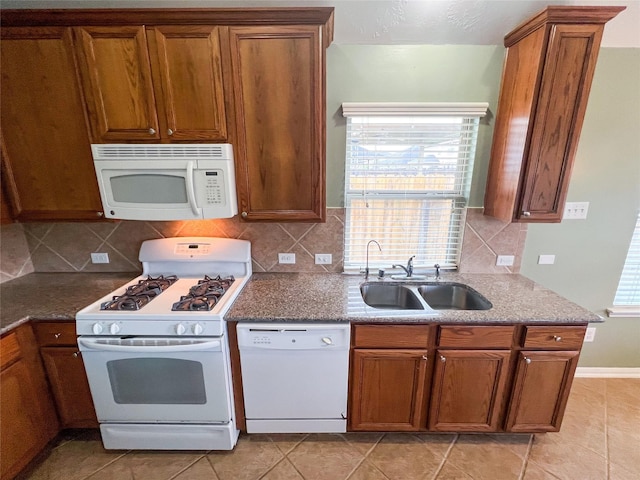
[77,237,251,450]
[91,144,237,220]
[236,323,350,433]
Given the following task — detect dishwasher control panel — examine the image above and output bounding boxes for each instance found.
[236,323,350,350]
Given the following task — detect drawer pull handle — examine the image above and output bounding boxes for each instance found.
[54,333,62,339]
[553,335,562,342]
[525,357,531,364]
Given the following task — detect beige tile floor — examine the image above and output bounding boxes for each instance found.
[19,378,639,480]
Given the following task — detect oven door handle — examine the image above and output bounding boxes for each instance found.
[77,337,222,353]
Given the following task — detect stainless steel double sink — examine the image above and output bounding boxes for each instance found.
[360,282,492,311]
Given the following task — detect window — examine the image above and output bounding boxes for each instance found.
[608,212,640,317]
[342,102,488,272]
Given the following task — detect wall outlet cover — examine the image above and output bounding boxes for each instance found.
[496,255,515,266]
[584,327,596,342]
[315,254,332,265]
[278,253,296,264]
[538,254,556,265]
[91,252,110,264]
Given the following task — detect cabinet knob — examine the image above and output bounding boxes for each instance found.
[522,211,531,217]
[422,355,428,361]
[149,128,156,135]
[440,355,446,363]
[167,129,174,136]
[54,333,62,339]
[525,357,532,364]
[96,211,104,217]
[553,335,562,342]
[241,211,248,218]
[72,351,80,358]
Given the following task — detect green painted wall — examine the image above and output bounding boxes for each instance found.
[326,45,640,367]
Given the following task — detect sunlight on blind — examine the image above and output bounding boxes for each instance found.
[343,108,484,271]
[613,213,640,306]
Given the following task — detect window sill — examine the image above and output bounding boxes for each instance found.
[606,306,640,318]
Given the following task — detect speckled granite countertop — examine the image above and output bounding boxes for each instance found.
[226,273,603,325]
[0,272,138,335]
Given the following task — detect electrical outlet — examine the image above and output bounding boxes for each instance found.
[584,327,596,342]
[496,255,515,266]
[278,253,296,264]
[91,252,110,264]
[563,201,589,220]
[315,254,332,265]
[538,254,556,265]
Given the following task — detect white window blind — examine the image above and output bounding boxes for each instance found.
[613,212,640,306]
[342,102,488,271]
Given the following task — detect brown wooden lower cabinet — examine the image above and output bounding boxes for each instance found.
[428,349,511,432]
[505,350,580,432]
[348,323,586,434]
[1,325,59,480]
[33,321,98,429]
[349,349,431,431]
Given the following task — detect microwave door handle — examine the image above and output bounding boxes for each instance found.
[186,161,200,216]
[77,337,222,353]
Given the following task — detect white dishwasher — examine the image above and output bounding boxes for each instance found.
[236,323,350,433]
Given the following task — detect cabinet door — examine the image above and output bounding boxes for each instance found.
[0,27,103,221]
[75,26,160,141]
[350,349,430,431]
[429,350,511,432]
[1,329,58,480]
[517,24,604,221]
[229,26,326,221]
[40,347,98,429]
[506,350,579,432]
[148,26,228,141]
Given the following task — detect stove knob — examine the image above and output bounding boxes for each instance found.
[193,323,204,335]
[92,323,103,335]
[109,323,121,335]
[175,323,187,335]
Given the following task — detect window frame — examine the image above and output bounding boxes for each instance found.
[607,211,640,317]
[341,102,488,273]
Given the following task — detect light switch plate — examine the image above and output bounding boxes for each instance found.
[584,327,596,342]
[563,201,589,220]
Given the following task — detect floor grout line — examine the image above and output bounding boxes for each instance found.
[429,432,458,480]
[604,379,611,480]
[517,434,534,480]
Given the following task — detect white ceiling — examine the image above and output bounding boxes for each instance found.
[2,0,639,47]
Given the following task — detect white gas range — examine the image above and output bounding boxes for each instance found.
[76,237,251,451]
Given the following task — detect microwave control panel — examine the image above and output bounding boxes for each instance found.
[202,170,226,205]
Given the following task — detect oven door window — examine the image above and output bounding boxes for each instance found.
[107,358,206,404]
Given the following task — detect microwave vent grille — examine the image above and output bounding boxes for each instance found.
[92,144,232,160]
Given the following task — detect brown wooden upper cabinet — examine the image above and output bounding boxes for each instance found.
[74,25,228,142]
[0,27,103,221]
[229,26,327,222]
[483,6,624,223]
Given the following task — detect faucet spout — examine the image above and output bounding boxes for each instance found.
[392,255,415,277]
[365,240,382,279]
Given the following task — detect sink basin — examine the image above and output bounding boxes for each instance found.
[360,283,424,310]
[418,283,492,310]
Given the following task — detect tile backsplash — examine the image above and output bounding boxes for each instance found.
[0,207,525,283]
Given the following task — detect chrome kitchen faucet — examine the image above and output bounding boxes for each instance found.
[364,240,382,279]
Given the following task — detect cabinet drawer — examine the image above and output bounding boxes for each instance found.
[32,322,77,346]
[353,325,433,348]
[438,325,515,348]
[522,326,586,350]
[1,332,21,370]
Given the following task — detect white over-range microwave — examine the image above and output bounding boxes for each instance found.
[91,144,238,221]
